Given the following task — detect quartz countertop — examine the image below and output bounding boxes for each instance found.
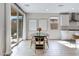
[61,26,79,31]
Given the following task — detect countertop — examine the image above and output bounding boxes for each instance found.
[61,26,79,31]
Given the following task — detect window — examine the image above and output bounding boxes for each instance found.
[29,19,47,31]
[29,20,37,31]
[39,20,47,31]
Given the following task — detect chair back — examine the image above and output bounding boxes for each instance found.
[35,36,44,41]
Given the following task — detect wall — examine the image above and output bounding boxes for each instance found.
[27,13,59,19]
[0,3,5,55]
[0,3,12,56]
[26,13,61,39]
[26,13,79,40]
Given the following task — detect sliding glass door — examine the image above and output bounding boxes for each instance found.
[11,6,18,48]
[11,5,23,48]
[18,12,23,41]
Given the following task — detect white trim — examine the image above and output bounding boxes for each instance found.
[49,16,59,19]
[16,11,19,42]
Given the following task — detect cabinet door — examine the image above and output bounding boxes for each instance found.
[60,15,70,26]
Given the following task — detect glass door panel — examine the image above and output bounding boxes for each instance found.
[18,12,23,41]
[11,6,18,48]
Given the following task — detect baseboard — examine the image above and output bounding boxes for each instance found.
[61,39,73,40]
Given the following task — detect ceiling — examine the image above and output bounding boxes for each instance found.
[17,3,79,13]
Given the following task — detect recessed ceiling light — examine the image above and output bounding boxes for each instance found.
[71,8,74,10]
[58,4,64,7]
[45,9,48,11]
[25,4,30,7]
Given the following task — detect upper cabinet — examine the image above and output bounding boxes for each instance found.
[69,13,79,26]
[60,13,79,26]
[60,13,70,26]
[59,13,79,30]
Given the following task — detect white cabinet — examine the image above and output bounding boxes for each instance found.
[61,31,74,40]
[60,14,70,26]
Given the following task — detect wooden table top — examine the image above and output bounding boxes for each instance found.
[73,35,79,39]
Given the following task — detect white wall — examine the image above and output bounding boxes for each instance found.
[26,13,79,40]
[0,3,12,56]
[27,13,59,19]
[0,3,5,55]
[5,3,12,55]
[26,13,61,39]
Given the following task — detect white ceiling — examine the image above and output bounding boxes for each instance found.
[17,3,79,13]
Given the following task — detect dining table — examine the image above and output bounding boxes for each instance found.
[33,32,47,49]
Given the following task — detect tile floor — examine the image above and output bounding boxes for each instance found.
[11,40,79,56]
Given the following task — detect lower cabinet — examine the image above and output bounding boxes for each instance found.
[61,31,74,40]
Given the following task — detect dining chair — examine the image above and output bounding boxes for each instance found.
[35,36,45,53]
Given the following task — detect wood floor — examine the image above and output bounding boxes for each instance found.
[11,40,79,56]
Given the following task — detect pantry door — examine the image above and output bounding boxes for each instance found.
[48,17,61,39]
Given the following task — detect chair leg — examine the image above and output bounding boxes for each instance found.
[43,42,45,53]
[47,41,49,48]
[30,37,34,48]
[35,49,36,54]
[45,37,49,48]
[30,40,32,48]
[46,40,49,48]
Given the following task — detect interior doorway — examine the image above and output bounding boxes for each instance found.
[48,17,61,39]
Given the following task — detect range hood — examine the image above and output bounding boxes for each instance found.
[60,12,79,31]
[70,13,79,22]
